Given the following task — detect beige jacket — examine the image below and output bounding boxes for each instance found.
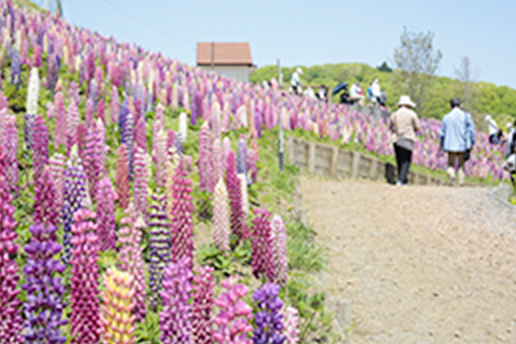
[389,107,420,142]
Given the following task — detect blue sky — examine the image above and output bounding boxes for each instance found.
[44,0,514,88]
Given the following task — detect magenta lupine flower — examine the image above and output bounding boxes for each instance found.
[148,192,172,310]
[116,144,130,210]
[33,114,49,182]
[198,122,211,192]
[97,99,106,125]
[282,306,300,344]
[3,117,18,194]
[69,81,80,107]
[213,178,230,251]
[252,283,285,344]
[160,256,193,344]
[192,266,215,344]
[54,92,67,149]
[22,224,67,344]
[133,146,149,219]
[225,150,249,241]
[83,122,105,199]
[95,176,116,251]
[154,129,167,188]
[134,115,147,153]
[0,96,6,145]
[110,86,120,125]
[34,169,60,227]
[270,215,288,285]
[251,208,275,281]
[66,98,80,152]
[170,156,194,270]
[48,153,65,212]
[213,276,253,344]
[70,209,100,344]
[118,204,146,322]
[0,170,23,344]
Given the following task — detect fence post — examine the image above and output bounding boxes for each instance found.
[370,159,378,180]
[330,146,339,177]
[351,152,361,179]
[308,142,316,173]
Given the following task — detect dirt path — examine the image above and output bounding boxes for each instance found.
[300,177,516,344]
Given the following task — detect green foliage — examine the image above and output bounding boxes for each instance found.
[286,220,325,273]
[134,311,161,344]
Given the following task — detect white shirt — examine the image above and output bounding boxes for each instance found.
[372,81,381,97]
[349,84,360,97]
[488,118,498,136]
[291,72,300,87]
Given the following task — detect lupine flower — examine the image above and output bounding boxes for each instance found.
[281,306,300,344]
[167,130,176,153]
[134,115,147,153]
[148,192,172,310]
[66,98,80,151]
[0,168,23,344]
[213,178,230,251]
[121,108,134,175]
[247,142,258,183]
[160,257,193,344]
[237,135,249,185]
[178,111,188,143]
[154,129,167,188]
[62,152,88,263]
[100,268,136,344]
[89,80,99,109]
[110,86,120,125]
[97,99,106,125]
[10,48,21,89]
[32,114,49,182]
[69,209,100,344]
[238,173,249,216]
[22,224,67,344]
[210,138,222,191]
[34,169,60,227]
[26,67,40,115]
[170,156,194,269]
[85,98,95,129]
[198,122,211,192]
[213,276,253,344]
[84,122,105,198]
[116,144,130,209]
[46,53,59,92]
[54,92,67,149]
[95,176,116,251]
[270,215,288,285]
[24,113,35,150]
[4,116,18,194]
[48,153,65,212]
[133,146,149,219]
[118,205,146,321]
[0,96,6,145]
[192,266,215,344]
[251,209,275,281]
[253,283,285,344]
[225,151,248,241]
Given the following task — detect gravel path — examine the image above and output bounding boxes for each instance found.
[300,177,516,344]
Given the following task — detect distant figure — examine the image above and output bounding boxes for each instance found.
[379,89,387,107]
[503,120,516,186]
[485,115,500,144]
[303,85,316,100]
[317,85,328,102]
[389,95,420,186]
[270,77,279,90]
[440,98,476,186]
[371,78,381,105]
[348,82,365,106]
[367,82,373,102]
[290,68,303,95]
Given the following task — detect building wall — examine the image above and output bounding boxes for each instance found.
[199,65,254,82]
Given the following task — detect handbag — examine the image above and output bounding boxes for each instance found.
[396,137,415,151]
[464,148,471,161]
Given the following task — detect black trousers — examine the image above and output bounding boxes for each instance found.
[394,144,412,184]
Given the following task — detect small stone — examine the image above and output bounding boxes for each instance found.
[454,330,460,338]
[428,330,434,336]
[433,291,439,297]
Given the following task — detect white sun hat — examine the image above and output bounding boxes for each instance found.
[396,95,416,108]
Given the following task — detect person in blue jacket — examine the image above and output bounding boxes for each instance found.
[440,98,476,186]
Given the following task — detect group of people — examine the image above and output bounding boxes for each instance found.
[389,95,475,186]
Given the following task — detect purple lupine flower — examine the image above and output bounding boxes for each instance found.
[85,49,96,83]
[237,135,249,185]
[0,167,23,344]
[270,215,288,285]
[192,266,215,344]
[160,256,193,344]
[118,204,146,322]
[95,176,116,251]
[121,107,134,176]
[133,145,149,219]
[22,224,67,344]
[251,208,275,281]
[282,306,300,344]
[54,92,67,149]
[198,122,212,192]
[170,156,194,270]
[62,153,88,264]
[89,79,99,110]
[148,192,172,310]
[213,276,253,344]
[83,122,105,199]
[3,116,18,194]
[116,144,130,210]
[32,114,49,182]
[85,98,95,129]
[110,86,120,125]
[48,153,65,213]
[69,209,100,344]
[253,283,285,344]
[24,113,35,150]
[226,150,249,241]
[47,53,59,93]
[154,129,167,188]
[34,169,60,227]
[134,114,147,153]
[10,48,21,89]
[213,178,230,251]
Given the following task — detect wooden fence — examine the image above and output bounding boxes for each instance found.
[286,137,446,186]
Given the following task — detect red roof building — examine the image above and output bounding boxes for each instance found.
[196,42,255,81]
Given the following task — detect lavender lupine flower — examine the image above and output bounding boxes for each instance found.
[134,115,147,153]
[34,169,60,227]
[213,276,253,344]
[62,152,88,263]
[69,209,100,344]
[100,268,136,344]
[118,205,146,322]
[133,146,149,219]
[170,156,194,270]
[116,144,130,210]
[69,81,80,106]
[4,116,18,194]
[281,306,300,344]
[24,113,35,150]
[48,153,65,212]
[154,129,167,188]
[110,86,120,125]
[0,168,23,344]
[251,209,275,281]
[46,53,59,92]
[160,257,193,344]
[148,192,172,310]
[192,266,215,344]
[198,122,211,192]
[213,178,230,251]
[270,215,288,285]
[10,48,21,89]
[54,92,67,149]
[237,135,248,185]
[95,176,116,251]
[89,79,99,109]
[121,108,134,176]
[32,115,49,182]
[22,224,67,344]
[253,283,285,344]
[226,151,248,241]
[26,67,40,116]
[85,98,95,129]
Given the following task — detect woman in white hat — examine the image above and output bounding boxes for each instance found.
[389,95,421,185]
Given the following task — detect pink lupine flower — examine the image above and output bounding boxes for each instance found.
[32,114,49,182]
[270,214,288,285]
[225,151,248,241]
[198,122,212,192]
[96,176,116,251]
[251,208,275,281]
[192,266,215,344]
[213,178,230,251]
[132,146,149,219]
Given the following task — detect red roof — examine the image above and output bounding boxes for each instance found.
[197,42,253,66]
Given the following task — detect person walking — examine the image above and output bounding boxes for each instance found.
[440,98,476,186]
[389,95,420,185]
[290,68,303,95]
